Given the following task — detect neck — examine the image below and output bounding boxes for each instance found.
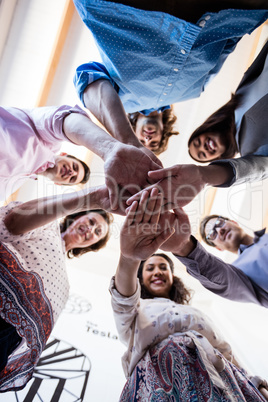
[240,233,254,248]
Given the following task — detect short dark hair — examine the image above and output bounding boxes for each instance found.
[137,253,192,304]
[60,209,113,258]
[128,107,179,155]
[67,154,90,184]
[200,214,230,247]
[188,94,241,162]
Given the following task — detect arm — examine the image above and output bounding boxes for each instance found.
[155,207,268,307]
[83,79,142,147]
[127,163,233,209]
[63,112,162,210]
[3,185,120,235]
[176,240,268,307]
[115,188,174,297]
[210,154,268,187]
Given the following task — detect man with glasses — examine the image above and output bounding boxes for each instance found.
[170,212,268,307]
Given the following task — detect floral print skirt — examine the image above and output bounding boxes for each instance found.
[120,335,265,402]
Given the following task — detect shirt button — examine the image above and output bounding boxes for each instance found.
[180,49,186,54]
[205,15,211,20]
[175,312,178,315]
[199,20,206,27]
[163,93,167,95]
[168,83,172,86]
[173,68,179,72]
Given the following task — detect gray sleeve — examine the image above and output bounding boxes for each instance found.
[174,240,268,307]
[210,153,268,187]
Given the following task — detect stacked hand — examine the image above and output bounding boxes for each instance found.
[120,188,175,261]
[104,143,162,210]
[126,164,206,210]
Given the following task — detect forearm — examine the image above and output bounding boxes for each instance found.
[4,187,101,235]
[199,164,234,187]
[210,154,268,187]
[83,80,141,147]
[114,253,140,297]
[63,111,119,160]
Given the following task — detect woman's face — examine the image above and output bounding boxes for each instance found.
[189,132,226,162]
[142,256,173,298]
[62,212,109,251]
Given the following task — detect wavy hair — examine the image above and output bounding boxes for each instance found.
[128,107,179,155]
[137,253,192,304]
[188,94,242,162]
[60,209,113,258]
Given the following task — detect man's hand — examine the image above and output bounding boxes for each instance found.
[104,143,161,210]
[158,208,193,255]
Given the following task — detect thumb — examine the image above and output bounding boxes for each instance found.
[148,167,173,181]
[153,227,175,250]
[106,178,119,211]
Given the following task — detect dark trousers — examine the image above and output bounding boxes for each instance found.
[106,0,268,23]
[0,317,22,372]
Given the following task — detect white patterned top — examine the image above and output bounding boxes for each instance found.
[0,202,69,322]
[110,277,234,388]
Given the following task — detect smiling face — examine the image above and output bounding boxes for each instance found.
[134,111,163,152]
[45,154,85,185]
[141,255,173,298]
[189,132,226,162]
[62,212,109,252]
[204,217,244,252]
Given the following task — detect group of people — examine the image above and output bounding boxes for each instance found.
[0,0,268,400]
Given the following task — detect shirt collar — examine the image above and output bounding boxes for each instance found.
[239,228,266,253]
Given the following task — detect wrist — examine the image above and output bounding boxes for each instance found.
[172,236,196,257]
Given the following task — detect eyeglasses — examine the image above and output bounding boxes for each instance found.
[206,217,226,242]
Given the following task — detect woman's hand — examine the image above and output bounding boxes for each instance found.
[115,188,174,297]
[120,188,175,261]
[126,163,233,209]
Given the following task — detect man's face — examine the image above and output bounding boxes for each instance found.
[134,111,163,152]
[204,217,245,253]
[49,155,85,185]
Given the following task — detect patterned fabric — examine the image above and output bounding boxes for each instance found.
[109,278,233,380]
[73,0,268,114]
[120,335,265,401]
[0,242,53,391]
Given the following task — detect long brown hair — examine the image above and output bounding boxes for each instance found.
[60,209,113,258]
[188,94,242,162]
[137,253,192,304]
[128,107,179,155]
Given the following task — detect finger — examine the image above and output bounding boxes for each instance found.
[142,188,159,223]
[134,190,150,224]
[107,180,119,211]
[149,191,163,226]
[126,185,157,206]
[148,167,173,181]
[149,227,175,253]
[172,207,185,216]
[124,200,139,226]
